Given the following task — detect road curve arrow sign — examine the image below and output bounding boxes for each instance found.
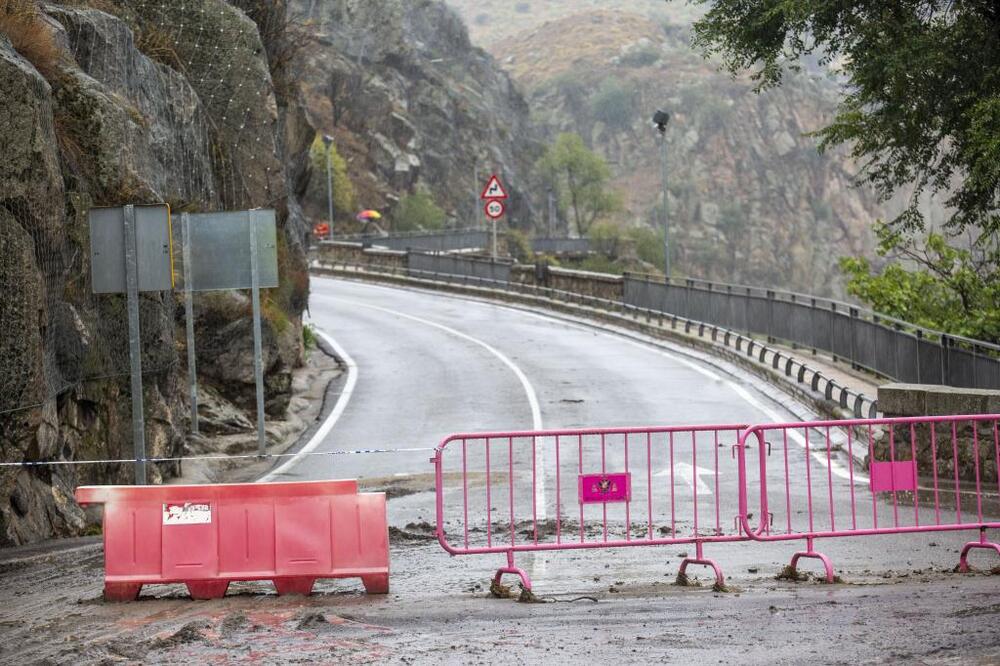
[480,175,508,200]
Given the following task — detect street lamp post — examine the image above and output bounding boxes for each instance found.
[322,134,335,241]
[547,187,556,238]
[653,110,670,280]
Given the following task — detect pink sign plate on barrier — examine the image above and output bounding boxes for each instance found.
[578,473,631,504]
[869,460,918,493]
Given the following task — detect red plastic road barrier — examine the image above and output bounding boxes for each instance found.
[76,480,389,602]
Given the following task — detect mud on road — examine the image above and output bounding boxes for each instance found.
[1,534,998,665]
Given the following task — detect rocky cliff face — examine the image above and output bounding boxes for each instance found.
[495,11,884,294]
[0,0,312,545]
[290,0,541,229]
[457,8,885,296]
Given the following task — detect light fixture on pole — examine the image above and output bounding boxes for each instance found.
[652,110,670,279]
[322,134,335,241]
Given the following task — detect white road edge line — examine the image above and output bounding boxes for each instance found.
[259,329,359,482]
[332,297,548,522]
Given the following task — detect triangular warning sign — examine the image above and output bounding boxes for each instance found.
[480,175,508,200]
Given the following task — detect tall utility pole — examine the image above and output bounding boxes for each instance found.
[323,134,335,241]
[547,188,556,238]
[473,160,480,230]
[653,110,671,280]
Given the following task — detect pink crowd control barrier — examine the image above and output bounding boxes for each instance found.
[76,480,389,602]
[432,425,765,591]
[736,414,1000,582]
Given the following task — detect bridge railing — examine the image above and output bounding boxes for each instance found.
[332,228,490,253]
[623,273,1000,391]
[531,238,592,254]
[407,251,512,284]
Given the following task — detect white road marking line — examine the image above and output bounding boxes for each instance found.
[259,329,358,482]
[654,462,716,496]
[331,297,548,522]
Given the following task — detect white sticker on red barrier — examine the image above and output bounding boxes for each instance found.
[162,503,212,525]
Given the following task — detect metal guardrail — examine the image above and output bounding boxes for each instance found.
[334,229,489,253]
[312,258,881,418]
[623,274,1000,391]
[408,252,512,284]
[531,238,592,254]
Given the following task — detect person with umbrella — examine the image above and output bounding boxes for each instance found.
[356,210,384,235]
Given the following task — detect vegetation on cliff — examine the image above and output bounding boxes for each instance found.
[452,8,887,296]
[693,0,1000,342]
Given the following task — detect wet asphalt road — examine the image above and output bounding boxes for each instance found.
[273,277,796,479]
[2,277,997,664]
[269,278,998,587]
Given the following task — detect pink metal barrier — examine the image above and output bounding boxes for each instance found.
[736,414,1000,582]
[432,425,765,591]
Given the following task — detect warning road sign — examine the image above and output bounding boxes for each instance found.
[480,175,508,200]
[485,199,506,220]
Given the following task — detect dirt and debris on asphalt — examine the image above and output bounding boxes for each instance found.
[1,535,997,665]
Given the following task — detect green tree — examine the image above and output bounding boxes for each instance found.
[627,225,666,273]
[537,133,623,236]
[691,1,1000,338]
[394,191,446,232]
[309,134,356,220]
[588,220,625,257]
[841,229,1000,343]
[691,1,1000,239]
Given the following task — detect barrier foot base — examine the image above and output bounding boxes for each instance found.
[361,573,390,595]
[186,580,230,600]
[273,577,316,596]
[493,566,532,594]
[678,557,726,591]
[957,532,1000,573]
[788,550,835,584]
[104,582,142,602]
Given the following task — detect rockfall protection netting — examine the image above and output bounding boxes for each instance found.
[1,0,289,418]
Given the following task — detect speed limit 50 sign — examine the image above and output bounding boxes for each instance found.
[484,199,505,220]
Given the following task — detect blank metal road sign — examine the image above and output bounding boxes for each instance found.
[89,205,174,294]
[185,210,279,291]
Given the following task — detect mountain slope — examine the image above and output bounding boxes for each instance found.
[290,0,541,229]
[475,9,882,294]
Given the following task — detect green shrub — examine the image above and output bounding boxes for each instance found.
[506,229,532,263]
[302,323,317,350]
[591,79,636,131]
[394,192,446,232]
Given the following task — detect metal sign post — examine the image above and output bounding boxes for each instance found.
[323,134,335,242]
[248,214,267,456]
[89,204,173,485]
[122,205,146,484]
[181,213,198,436]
